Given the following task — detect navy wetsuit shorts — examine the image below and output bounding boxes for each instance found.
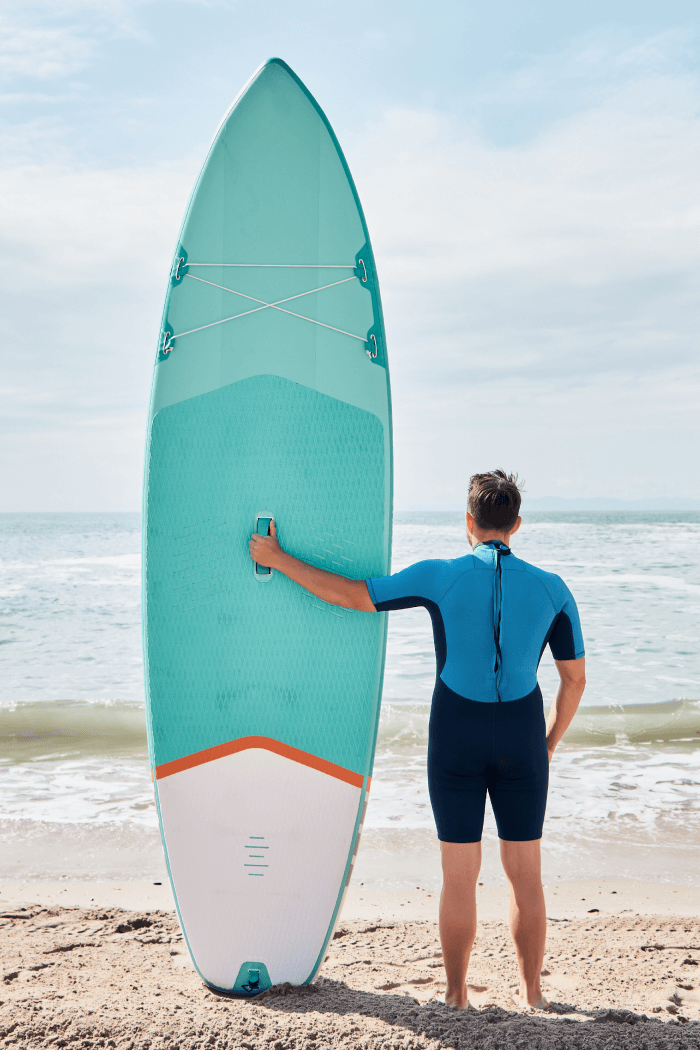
[428,679,549,842]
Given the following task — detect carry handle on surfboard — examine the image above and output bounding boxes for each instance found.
[253,512,274,580]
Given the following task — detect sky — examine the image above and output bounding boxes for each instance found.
[1,0,699,511]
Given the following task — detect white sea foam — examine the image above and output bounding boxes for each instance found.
[0,757,157,827]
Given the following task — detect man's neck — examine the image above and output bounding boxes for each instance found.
[467,531,511,550]
[465,512,520,550]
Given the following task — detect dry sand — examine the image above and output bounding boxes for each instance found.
[2,881,700,1048]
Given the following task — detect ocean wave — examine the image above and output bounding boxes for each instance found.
[0,701,147,765]
[377,698,700,751]
[563,698,700,745]
[0,696,698,769]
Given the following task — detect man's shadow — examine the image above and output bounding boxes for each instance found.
[210,979,690,1045]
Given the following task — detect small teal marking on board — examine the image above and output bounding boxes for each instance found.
[246,835,268,875]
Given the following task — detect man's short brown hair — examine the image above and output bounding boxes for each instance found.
[468,470,522,533]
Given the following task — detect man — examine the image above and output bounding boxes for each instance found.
[249,470,586,1011]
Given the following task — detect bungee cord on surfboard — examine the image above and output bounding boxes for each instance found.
[161,260,378,358]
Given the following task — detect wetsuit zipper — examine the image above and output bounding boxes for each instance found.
[493,548,504,701]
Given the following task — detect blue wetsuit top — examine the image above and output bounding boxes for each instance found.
[366,541,585,842]
[366,540,584,703]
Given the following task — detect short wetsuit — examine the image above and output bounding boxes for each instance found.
[366,541,585,842]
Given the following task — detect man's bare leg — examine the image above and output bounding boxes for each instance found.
[500,839,549,1009]
[438,841,482,1008]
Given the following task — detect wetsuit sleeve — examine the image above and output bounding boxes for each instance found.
[366,560,445,612]
[548,587,585,660]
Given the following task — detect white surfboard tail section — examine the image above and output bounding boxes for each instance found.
[155,745,366,989]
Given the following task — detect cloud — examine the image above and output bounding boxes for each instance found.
[0,15,94,79]
[0,0,153,84]
[345,35,700,501]
[0,161,194,412]
[391,363,700,506]
[0,154,200,510]
[466,27,698,137]
[358,81,700,373]
[0,162,189,289]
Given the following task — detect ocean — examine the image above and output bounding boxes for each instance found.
[0,511,698,889]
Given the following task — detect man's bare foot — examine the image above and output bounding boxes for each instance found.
[511,991,550,1011]
[439,988,471,1010]
[438,983,487,1010]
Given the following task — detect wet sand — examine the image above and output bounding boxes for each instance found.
[1,880,699,1047]
[3,876,700,920]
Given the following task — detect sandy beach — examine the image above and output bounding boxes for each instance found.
[2,879,699,1048]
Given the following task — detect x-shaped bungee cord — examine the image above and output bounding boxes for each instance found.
[161,263,375,356]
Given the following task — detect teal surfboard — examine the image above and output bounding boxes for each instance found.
[142,58,392,994]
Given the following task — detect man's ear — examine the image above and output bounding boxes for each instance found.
[510,516,522,536]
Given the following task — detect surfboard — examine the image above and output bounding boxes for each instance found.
[142,58,392,995]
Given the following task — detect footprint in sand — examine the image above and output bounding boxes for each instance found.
[542,972,578,992]
[467,984,490,1003]
[169,951,194,970]
[375,976,435,993]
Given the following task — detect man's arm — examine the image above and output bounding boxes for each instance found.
[248,520,376,612]
[546,657,586,760]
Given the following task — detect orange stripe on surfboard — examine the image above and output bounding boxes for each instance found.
[155,735,368,789]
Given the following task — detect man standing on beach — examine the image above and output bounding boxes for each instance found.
[249,470,586,1011]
